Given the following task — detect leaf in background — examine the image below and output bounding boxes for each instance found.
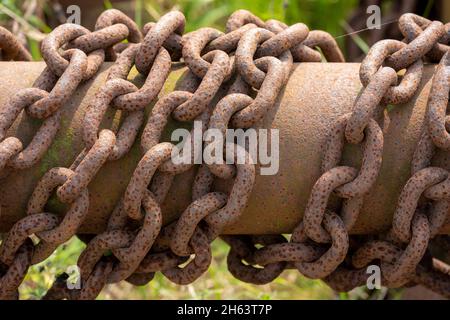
[27,15,51,33]
[423,0,435,18]
[135,0,143,28]
[1,0,21,15]
[103,0,114,10]
[189,4,230,32]
[0,3,46,41]
[340,20,370,54]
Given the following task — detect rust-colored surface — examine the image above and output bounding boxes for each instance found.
[0,61,449,235]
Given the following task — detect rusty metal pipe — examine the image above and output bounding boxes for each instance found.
[1,61,449,235]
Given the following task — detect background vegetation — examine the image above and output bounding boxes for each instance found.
[1,0,437,300]
[22,237,403,300]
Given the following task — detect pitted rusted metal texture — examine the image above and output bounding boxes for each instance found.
[27,167,89,247]
[322,17,450,293]
[224,10,450,293]
[94,8,143,61]
[392,13,448,66]
[0,9,137,178]
[0,8,151,299]
[0,9,449,300]
[0,26,32,61]
[225,10,266,33]
[360,40,423,105]
[143,22,182,61]
[264,20,344,63]
[0,239,33,300]
[110,44,171,112]
[82,78,143,161]
[135,11,185,75]
[223,235,288,285]
[104,9,307,289]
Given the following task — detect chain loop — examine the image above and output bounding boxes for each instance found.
[110,44,172,112]
[322,114,383,199]
[123,143,173,220]
[171,192,227,256]
[0,239,33,300]
[172,50,231,121]
[27,49,88,119]
[383,213,431,287]
[427,52,450,150]
[225,10,266,33]
[230,57,286,128]
[83,78,143,160]
[143,22,182,61]
[392,167,449,243]
[108,192,162,283]
[1,9,450,299]
[0,26,32,61]
[56,130,115,203]
[0,213,60,265]
[135,11,185,75]
[295,212,349,279]
[182,28,225,78]
[345,67,398,144]
[94,8,143,60]
[223,235,287,285]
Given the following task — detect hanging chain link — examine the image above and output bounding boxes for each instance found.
[0,9,449,300]
[0,26,32,61]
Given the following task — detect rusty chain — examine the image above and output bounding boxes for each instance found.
[0,9,449,300]
[0,26,32,61]
[319,14,450,297]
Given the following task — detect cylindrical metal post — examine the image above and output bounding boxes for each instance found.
[0,62,448,235]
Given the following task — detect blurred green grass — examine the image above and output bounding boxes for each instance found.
[0,0,437,60]
[2,0,357,300]
[2,0,409,300]
[1,0,361,60]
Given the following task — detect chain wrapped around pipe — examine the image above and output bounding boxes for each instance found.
[322,14,450,295]
[0,9,144,299]
[0,9,449,300]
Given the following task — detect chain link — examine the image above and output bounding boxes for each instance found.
[323,16,450,293]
